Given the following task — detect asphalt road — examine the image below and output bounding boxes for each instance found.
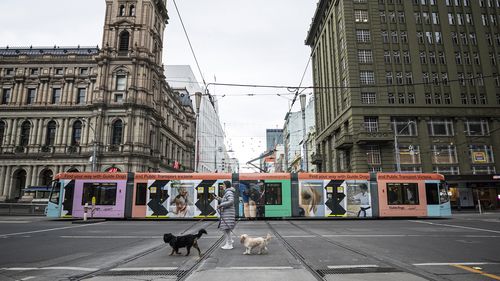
[0,213,499,281]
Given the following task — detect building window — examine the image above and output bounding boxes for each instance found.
[425,93,432,104]
[77,88,86,104]
[119,31,130,51]
[355,10,369,22]
[79,68,88,75]
[472,166,496,175]
[432,145,458,164]
[30,68,39,75]
[465,119,489,136]
[403,52,411,64]
[0,121,5,146]
[392,117,417,136]
[116,75,127,91]
[398,93,405,104]
[55,68,63,75]
[434,93,442,104]
[408,93,415,104]
[46,121,57,146]
[20,121,31,147]
[439,52,446,64]
[51,88,61,104]
[5,68,14,76]
[366,145,381,165]
[360,71,375,84]
[361,92,376,104]
[387,183,419,205]
[129,5,135,16]
[428,118,454,136]
[444,93,451,104]
[358,49,373,63]
[479,94,487,104]
[72,121,82,146]
[388,93,395,104]
[114,93,124,103]
[420,52,427,64]
[364,117,379,132]
[27,88,36,105]
[1,88,11,104]
[433,166,460,175]
[384,51,391,63]
[399,145,421,164]
[119,5,125,16]
[356,29,371,42]
[386,72,393,85]
[112,119,123,145]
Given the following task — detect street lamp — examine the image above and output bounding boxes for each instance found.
[299,94,308,172]
[194,92,202,172]
[394,120,416,172]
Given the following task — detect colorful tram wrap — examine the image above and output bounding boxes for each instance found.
[46,172,451,219]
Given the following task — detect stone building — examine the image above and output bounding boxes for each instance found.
[306,0,500,209]
[0,0,195,202]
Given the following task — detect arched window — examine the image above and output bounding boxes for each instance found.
[119,5,125,16]
[0,121,5,146]
[111,120,123,145]
[40,169,53,186]
[72,121,82,145]
[119,31,130,51]
[46,121,57,146]
[20,121,31,147]
[129,5,135,16]
[13,169,27,200]
[67,168,79,173]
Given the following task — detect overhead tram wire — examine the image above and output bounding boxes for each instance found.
[172,0,207,89]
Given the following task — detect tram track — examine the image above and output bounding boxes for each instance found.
[284,220,452,281]
[68,220,217,281]
[265,221,325,281]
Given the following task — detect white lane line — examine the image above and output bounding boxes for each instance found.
[60,235,161,239]
[322,234,409,237]
[0,221,31,223]
[219,266,294,270]
[20,277,35,281]
[413,262,500,266]
[0,267,98,271]
[328,265,379,269]
[110,267,178,271]
[0,222,106,238]
[409,220,500,234]
[282,235,316,238]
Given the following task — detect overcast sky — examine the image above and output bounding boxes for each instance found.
[0,0,318,171]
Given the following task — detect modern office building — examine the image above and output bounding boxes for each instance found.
[0,0,196,202]
[266,129,283,152]
[306,0,500,208]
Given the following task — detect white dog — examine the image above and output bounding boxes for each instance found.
[240,233,272,255]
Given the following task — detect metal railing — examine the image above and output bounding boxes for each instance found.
[0,203,47,216]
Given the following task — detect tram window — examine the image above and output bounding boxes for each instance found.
[425,183,439,205]
[82,183,117,205]
[265,183,282,205]
[135,183,147,205]
[439,182,450,204]
[387,183,419,205]
[49,189,60,204]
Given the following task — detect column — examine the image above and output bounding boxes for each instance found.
[0,166,6,198]
[3,166,12,197]
[10,119,18,147]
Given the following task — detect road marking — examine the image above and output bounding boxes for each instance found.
[282,235,316,238]
[414,262,500,266]
[60,235,161,239]
[0,221,31,223]
[409,220,500,234]
[0,267,98,271]
[220,266,294,270]
[328,264,379,269]
[110,267,178,271]
[323,234,409,237]
[452,264,500,280]
[20,277,35,280]
[0,222,106,238]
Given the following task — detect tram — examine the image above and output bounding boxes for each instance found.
[45,172,451,219]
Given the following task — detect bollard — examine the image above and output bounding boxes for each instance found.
[84,203,88,221]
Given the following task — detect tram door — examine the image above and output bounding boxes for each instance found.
[426,182,451,217]
[195,181,219,218]
[61,180,75,217]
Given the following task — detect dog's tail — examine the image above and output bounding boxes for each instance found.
[196,228,208,238]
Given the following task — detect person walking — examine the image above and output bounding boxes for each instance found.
[217,180,236,250]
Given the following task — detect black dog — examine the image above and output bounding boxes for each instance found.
[163,229,207,257]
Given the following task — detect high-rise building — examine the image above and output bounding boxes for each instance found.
[266,129,283,152]
[306,0,500,208]
[0,0,195,202]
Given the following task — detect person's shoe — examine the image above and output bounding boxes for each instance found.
[221,243,233,250]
